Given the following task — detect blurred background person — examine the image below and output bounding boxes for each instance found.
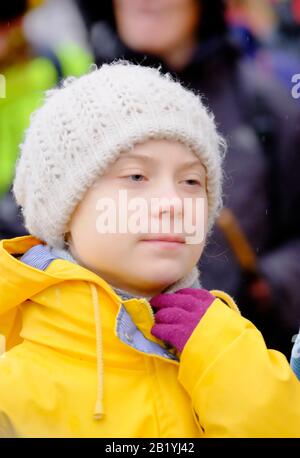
[23,0,90,54]
[227,0,300,51]
[0,0,91,239]
[227,0,300,89]
[75,0,300,357]
[274,0,300,51]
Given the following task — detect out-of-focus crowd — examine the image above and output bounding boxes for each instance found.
[1,0,300,358]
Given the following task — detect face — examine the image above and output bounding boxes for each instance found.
[113,0,200,59]
[68,139,208,298]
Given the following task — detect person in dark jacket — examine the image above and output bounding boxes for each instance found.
[0,0,92,240]
[75,0,300,357]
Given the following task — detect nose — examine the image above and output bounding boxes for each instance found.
[151,180,183,219]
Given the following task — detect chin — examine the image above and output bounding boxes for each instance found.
[142,269,183,290]
[129,37,167,55]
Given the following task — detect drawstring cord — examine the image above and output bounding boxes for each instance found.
[89,283,104,420]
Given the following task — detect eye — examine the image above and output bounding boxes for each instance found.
[184,179,202,186]
[126,174,146,182]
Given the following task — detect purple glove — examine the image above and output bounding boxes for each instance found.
[150,288,215,354]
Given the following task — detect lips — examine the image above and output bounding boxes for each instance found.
[141,235,185,243]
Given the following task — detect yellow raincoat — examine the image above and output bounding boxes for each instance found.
[0,236,300,438]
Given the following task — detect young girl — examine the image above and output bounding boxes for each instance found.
[0,61,300,438]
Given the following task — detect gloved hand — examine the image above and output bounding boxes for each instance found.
[150,288,215,354]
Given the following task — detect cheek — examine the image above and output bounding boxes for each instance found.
[69,196,100,254]
[178,242,205,279]
[165,0,199,38]
[72,215,135,264]
[183,195,208,235]
[71,219,98,260]
[197,195,208,225]
[194,241,205,260]
[72,207,97,239]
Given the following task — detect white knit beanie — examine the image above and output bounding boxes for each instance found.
[13,60,226,249]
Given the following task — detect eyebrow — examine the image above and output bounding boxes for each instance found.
[116,153,155,164]
[116,153,204,170]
